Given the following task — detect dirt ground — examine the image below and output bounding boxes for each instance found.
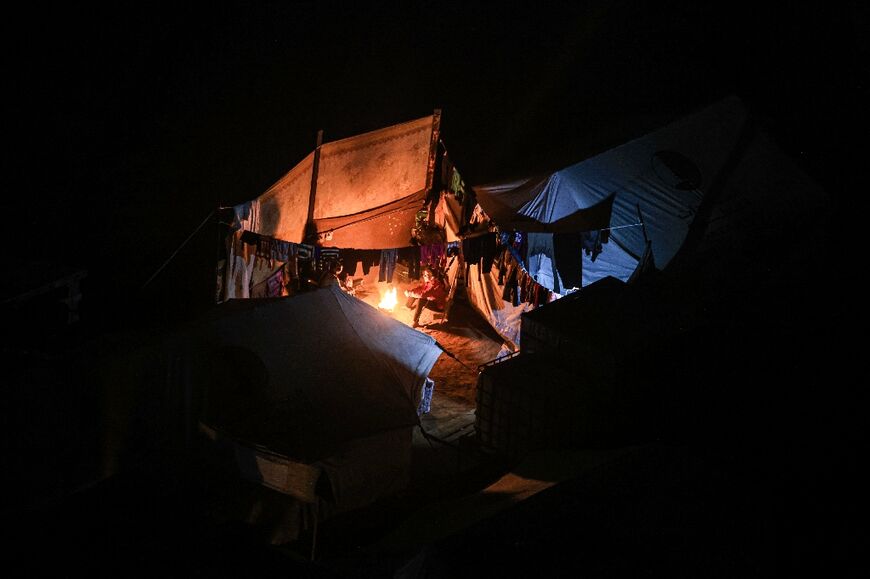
[350,266,508,407]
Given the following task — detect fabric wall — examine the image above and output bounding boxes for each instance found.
[255,152,315,243]
[314,116,434,219]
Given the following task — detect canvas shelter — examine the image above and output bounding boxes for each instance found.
[192,282,443,543]
[96,282,443,544]
[471,95,829,460]
[192,283,443,463]
[451,95,828,349]
[215,111,467,308]
[249,114,440,249]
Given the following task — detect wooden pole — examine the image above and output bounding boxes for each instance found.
[306,129,324,242]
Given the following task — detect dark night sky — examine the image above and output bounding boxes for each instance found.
[6,1,867,326]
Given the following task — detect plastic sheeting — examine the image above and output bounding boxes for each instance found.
[462,262,530,351]
[473,96,751,273]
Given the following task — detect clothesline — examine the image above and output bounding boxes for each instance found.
[141,209,216,291]
[603,221,643,231]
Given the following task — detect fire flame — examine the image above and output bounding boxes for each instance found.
[378,287,398,311]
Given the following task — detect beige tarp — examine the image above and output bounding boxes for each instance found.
[256,152,314,244]
[249,115,437,248]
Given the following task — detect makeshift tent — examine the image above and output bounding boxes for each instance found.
[98,283,443,544]
[196,283,443,541]
[215,111,462,307]
[229,113,441,250]
[471,94,830,462]
[458,95,827,348]
[215,94,827,358]
[192,283,442,459]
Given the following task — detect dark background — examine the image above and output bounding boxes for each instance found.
[5,1,866,329]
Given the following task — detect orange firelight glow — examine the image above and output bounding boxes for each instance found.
[378,287,398,311]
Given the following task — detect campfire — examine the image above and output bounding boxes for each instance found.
[378,287,398,311]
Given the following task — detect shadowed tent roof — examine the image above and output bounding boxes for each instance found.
[178,284,443,462]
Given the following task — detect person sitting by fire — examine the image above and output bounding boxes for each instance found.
[404,265,448,328]
[334,261,356,295]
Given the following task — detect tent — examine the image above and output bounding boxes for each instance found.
[215,111,463,306]
[459,95,828,348]
[228,112,442,250]
[217,94,828,351]
[471,95,830,460]
[214,92,833,358]
[98,283,442,544]
[191,283,442,461]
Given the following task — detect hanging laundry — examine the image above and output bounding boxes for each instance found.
[526,232,562,294]
[378,248,398,283]
[398,246,421,280]
[273,239,290,263]
[316,247,341,271]
[231,199,261,232]
[553,232,583,290]
[580,230,609,262]
[296,242,314,262]
[420,243,445,270]
[339,248,361,277]
[502,259,520,306]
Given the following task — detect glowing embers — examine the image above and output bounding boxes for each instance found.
[378,287,398,311]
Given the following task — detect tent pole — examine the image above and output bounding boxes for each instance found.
[425,110,443,226]
[305,129,324,243]
[426,109,441,195]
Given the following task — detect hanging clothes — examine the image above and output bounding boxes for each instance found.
[231,199,261,233]
[420,243,445,270]
[273,239,290,263]
[553,232,583,291]
[479,233,498,274]
[296,242,315,262]
[580,229,609,262]
[501,258,520,306]
[526,232,562,294]
[398,246,422,280]
[360,250,379,275]
[339,248,361,277]
[316,247,341,272]
[378,249,398,283]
